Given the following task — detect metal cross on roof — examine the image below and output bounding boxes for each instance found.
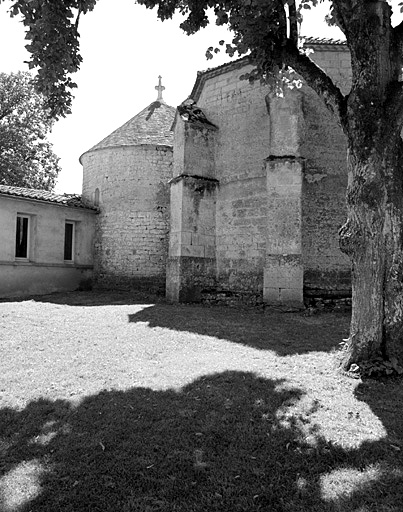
[155,75,165,101]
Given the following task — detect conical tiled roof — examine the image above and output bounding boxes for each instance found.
[81,101,176,160]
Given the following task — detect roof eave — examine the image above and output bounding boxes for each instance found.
[0,191,97,211]
[80,141,174,164]
[188,38,348,103]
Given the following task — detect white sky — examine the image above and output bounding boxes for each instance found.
[0,1,351,193]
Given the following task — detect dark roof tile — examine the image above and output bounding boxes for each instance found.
[0,184,96,210]
[81,101,176,159]
[303,36,347,46]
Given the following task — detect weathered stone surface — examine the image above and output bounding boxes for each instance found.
[266,88,304,157]
[264,254,304,306]
[82,145,173,291]
[166,256,216,302]
[263,157,304,306]
[166,43,351,305]
[195,64,270,300]
[166,132,218,301]
[300,72,350,296]
[172,119,217,179]
[79,42,352,306]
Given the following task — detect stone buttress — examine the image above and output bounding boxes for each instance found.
[166,103,218,302]
[264,89,305,307]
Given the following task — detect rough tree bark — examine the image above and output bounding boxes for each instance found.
[336,1,403,371]
[285,1,403,372]
[340,136,403,370]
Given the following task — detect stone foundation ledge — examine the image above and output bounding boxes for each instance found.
[94,276,166,295]
[201,289,264,307]
[305,296,352,311]
[200,289,352,311]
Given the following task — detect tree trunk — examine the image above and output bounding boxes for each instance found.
[331,0,403,373]
[339,134,403,371]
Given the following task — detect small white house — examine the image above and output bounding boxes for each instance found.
[0,185,97,298]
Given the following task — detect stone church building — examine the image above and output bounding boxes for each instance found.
[0,38,352,306]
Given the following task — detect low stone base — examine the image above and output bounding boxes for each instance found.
[201,289,264,307]
[304,269,351,294]
[305,295,352,312]
[95,275,166,295]
[263,254,304,307]
[166,256,216,303]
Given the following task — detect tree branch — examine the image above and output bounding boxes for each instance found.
[331,0,352,39]
[288,0,298,46]
[75,8,82,30]
[384,81,403,131]
[394,19,403,37]
[283,41,348,131]
[0,107,14,121]
[276,0,287,46]
[393,19,403,64]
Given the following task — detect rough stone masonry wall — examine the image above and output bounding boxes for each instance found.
[197,64,272,302]
[166,119,218,302]
[82,145,172,292]
[196,46,352,304]
[301,45,352,297]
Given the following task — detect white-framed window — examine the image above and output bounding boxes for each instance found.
[15,214,30,259]
[64,221,75,261]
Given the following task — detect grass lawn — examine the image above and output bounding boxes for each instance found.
[0,291,402,511]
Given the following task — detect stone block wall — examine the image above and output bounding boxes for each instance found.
[168,176,217,259]
[188,46,352,305]
[78,44,352,305]
[81,144,172,292]
[166,119,218,302]
[172,121,216,179]
[300,46,351,297]
[197,63,272,300]
[307,43,352,94]
[264,89,305,306]
[264,157,304,306]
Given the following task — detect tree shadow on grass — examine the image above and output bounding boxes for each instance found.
[351,376,403,495]
[128,303,350,355]
[0,290,161,307]
[2,290,350,355]
[1,371,402,512]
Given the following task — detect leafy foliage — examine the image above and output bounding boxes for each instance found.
[1,0,320,117]
[141,0,299,76]
[6,0,97,118]
[0,71,60,190]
